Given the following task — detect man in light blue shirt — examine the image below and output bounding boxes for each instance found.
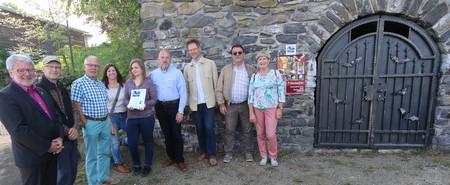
[151,50,188,171]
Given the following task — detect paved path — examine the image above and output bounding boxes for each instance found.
[0,135,20,184]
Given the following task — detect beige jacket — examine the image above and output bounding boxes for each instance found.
[216,63,255,105]
[183,57,218,111]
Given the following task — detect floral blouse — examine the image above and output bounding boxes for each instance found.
[248,69,286,109]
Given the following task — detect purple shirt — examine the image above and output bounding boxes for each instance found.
[124,78,157,119]
[13,80,52,119]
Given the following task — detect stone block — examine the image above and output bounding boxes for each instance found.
[159,38,184,50]
[356,0,374,16]
[142,40,157,49]
[167,28,180,38]
[179,2,205,15]
[236,1,258,7]
[143,49,160,60]
[232,36,258,45]
[257,14,288,26]
[222,5,246,12]
[330,2,354,23]
[406,0,422,17]
[259,0,277,8]
[278,119,289,126]
[284,23,307,34]
[419,0,438,17]
[309,22,331,42]
[162,2,177,17]
[218,13,237,28]
[159,19,173,30]
[326,11,345,27]
[435,136,450,147]
[172,0,194,2]
[303,127,314,137]
[170,50,185,58]
[186,14,216,28]
[141,3,163,19]
[289,128,302,135]
[276,34,298,44]
[255,7,270,15]
[291,118,308,127]
[204,6,221,13]
[340,0,358,15]
[291,6,318,22]
[155,30,167,39]
[218,29,234,37]
[243,45,266,53]
[204,26,217,35]
[260,39,275,44]
[423,3,448,26]
[318,16,337,33]
[140,30,157,41]
[140,18,158,30]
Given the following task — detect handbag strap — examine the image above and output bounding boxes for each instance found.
[109,85,122,114]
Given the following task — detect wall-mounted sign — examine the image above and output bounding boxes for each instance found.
[286,44,296,55]
[277,55,306,95]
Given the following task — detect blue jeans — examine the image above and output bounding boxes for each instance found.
[193,104,216,157]
[110,112,127,164]
[127,116,155,167]
[57,139,78,185]
[83,118,111,185]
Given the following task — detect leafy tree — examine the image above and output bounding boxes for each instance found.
[63,0,143,71]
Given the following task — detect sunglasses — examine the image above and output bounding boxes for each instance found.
[232,51,243,56]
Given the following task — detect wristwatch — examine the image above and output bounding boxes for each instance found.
[178,112,184,115]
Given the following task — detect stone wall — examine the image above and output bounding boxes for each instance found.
[140,0,450,153]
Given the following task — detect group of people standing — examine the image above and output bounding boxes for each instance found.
[0,38,285,185]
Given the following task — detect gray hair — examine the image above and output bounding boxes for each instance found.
[6,54,34,70]
[256,51,270,61]
[84,55,99,64]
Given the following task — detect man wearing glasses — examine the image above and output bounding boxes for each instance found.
[37,56,82,185]
[216,45,256,163]
[71,56,119,185]
[183,39,219,166]
[0,54,64,185]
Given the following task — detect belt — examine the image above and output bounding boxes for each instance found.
[229,101,247,105]
[158,99,179,105]
[84,115,108,121]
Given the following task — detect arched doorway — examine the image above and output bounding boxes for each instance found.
[315,15,440,148]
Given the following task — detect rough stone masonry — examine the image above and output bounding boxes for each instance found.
[139,0,450,153]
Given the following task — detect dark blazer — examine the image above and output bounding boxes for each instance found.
[0,82,63,167]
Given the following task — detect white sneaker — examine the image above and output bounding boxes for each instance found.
[260,157,267,166]
[223,153,232,163]
[270,158,278,167]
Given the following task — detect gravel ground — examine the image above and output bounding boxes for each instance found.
[1,135,450,185]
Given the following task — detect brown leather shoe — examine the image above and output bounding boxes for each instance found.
[197,153,207,161]
[163,159,176,166]
[114,163,131,173]
[100,179,120,184]
[177,163,188,171]
[209,156,217,166]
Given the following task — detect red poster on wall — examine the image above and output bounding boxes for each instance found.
[277,55,306,95]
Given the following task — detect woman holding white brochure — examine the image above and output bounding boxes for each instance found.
[124,58,157,177]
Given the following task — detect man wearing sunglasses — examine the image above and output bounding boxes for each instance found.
[216,44,256,163]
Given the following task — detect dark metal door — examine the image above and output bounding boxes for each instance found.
[315,15,440,148]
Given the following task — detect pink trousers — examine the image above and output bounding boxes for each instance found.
[253,108,278,159]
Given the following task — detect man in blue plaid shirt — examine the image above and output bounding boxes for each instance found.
[71,56,119,185]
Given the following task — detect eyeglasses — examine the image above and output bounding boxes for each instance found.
[11,68,36,74]
[85,64,100,68]
[45,65,62,70]
[232,51,243,56]
[188,47,199,52]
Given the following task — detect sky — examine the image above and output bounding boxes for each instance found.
[0,0,109,46]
